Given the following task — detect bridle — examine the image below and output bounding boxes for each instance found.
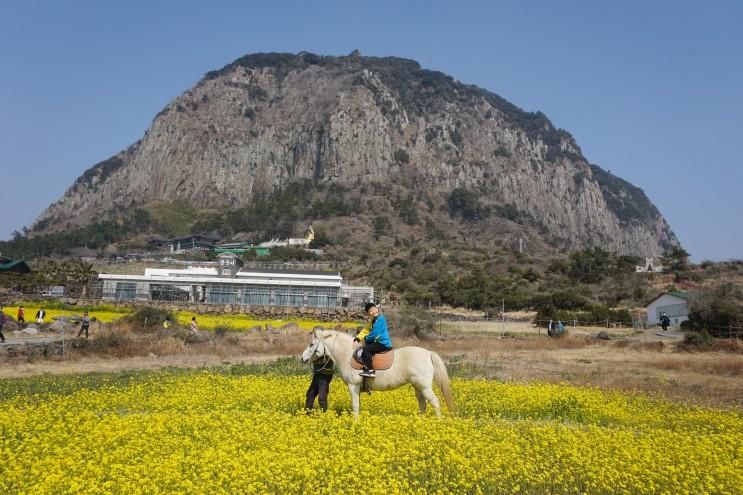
[305,337,331,364]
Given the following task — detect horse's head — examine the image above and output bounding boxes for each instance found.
[301,331,329,363]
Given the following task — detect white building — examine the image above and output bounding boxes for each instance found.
[646,291,692,326]
[98,253,372,309]
[259,225,315,248]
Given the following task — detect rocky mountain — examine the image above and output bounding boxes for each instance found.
[33,51,677,256]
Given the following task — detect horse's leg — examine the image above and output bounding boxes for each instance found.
[421,386,442,417]
[348,383,361,418]
[414,387,427,415]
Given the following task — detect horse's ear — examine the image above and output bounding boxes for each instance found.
[312,326,323,338]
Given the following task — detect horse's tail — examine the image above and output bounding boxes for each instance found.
[430,351,455,415]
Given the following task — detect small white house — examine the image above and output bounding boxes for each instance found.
[635,257,664,273]
[646,291,692,326]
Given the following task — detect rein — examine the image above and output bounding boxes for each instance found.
[309,340,333,372]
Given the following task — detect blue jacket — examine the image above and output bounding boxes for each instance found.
[363,315,392,348]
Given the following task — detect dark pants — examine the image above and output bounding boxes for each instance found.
[360,342,391,370]
[77,324,89,338]
[305,373,333,412]
[0,325,5,342]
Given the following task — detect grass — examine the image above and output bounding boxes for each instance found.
[0,360,309,399]
[647,353,743,376]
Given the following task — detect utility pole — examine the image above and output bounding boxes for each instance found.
[519,238,524,253]
[501,298,505,337]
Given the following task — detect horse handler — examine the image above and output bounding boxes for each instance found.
[305,351,334,412]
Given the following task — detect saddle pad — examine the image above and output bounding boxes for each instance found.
[350,349,394,370]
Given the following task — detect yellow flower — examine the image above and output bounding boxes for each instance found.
[1,371,741,494]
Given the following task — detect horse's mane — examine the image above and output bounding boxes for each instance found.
[320,329,354,343]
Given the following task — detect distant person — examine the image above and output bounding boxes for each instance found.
[660,312,671,331]
[77,311,91,339]
[35,308,46,324]
[17,306,25,324]
[305,348,334,413]
[0,305,6,343]
[190,316,198,333]
[547,319,554,337]
[555,320,566,336]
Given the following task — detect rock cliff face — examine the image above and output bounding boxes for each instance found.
[34,52,677,255]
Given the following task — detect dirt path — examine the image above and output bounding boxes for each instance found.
[0,353,287,379]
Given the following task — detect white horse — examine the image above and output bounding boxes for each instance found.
[301,328,454,418]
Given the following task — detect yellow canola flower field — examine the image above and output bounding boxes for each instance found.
[2,306,127,324]
[1,373,741,495]
[2,305,359,330]
[175,312,360,331]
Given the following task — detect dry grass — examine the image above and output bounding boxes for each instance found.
[442,344,743,408]
[438,320,637,338]
[613,340,666,352]
[416,322,742,408]
[429,334,605,353]
[647,354,743,376]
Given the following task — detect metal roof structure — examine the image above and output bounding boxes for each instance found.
[0,257,31,274]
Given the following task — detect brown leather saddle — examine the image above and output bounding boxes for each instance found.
[351,349,394,371]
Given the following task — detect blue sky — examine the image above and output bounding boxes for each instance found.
[1,0,741,261]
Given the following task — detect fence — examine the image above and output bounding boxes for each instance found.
[534,318,641,329]
[704,325,743,339]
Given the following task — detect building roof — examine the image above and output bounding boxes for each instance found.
[0,258,31,274]
[99,273,341,288]
[99,267,343,288]
[667,291,693,300]
[217,242,255,249]
[171,234,222,243]
[240,268,340,277]
[645,291,693,307]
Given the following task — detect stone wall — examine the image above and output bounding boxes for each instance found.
[1,340,65,360]
[70,299,367,322]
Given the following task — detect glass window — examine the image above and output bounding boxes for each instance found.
[115,282,137,300]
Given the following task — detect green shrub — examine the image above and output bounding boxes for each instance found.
[685,284,743,337]
[393,149,410,164]
[447,188,488,221]
[125,307,174,331]
[384,306,436,340]
[682,330,714,347]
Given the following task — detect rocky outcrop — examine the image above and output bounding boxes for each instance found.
[33,52,678,255]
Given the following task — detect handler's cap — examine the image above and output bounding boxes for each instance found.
[364,302,377,313]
